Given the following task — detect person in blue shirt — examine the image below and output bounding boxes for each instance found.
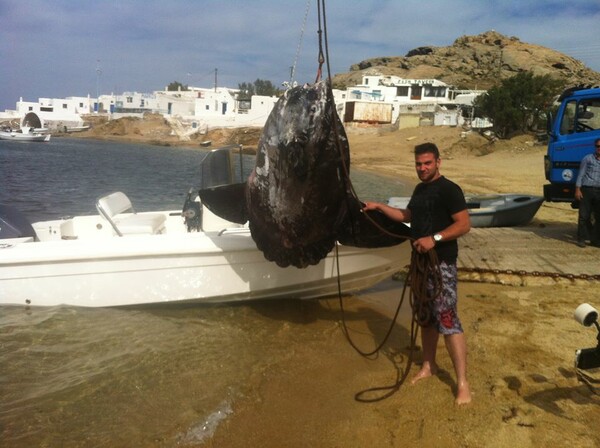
[575,138,600,247]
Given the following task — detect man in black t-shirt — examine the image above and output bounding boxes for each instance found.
[363,142,472,405]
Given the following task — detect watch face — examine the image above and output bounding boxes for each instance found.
[434,234,442,242]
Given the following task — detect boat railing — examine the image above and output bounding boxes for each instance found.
[217,227,250,236]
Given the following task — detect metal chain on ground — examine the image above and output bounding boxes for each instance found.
[457,266,600,281]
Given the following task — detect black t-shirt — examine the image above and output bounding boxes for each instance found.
[407,176,467,263]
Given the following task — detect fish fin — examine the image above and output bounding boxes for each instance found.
[337,196,411,247]
[198,183,248,224]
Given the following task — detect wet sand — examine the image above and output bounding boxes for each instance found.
[205,282,598,448]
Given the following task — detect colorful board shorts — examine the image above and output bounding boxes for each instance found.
[423,261,463,335]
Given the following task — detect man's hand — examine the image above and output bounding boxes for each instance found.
[413,235,436,253]
[575,187,583,201]
[362,201,380,212]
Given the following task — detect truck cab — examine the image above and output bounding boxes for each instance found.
[545,86,600,203]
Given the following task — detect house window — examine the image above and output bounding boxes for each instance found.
[63,104,68,109]
[424,86,446,98]
[396,86,409,97]
[40,107,53,112]
[80,103,84,107]
[126,97,133,103]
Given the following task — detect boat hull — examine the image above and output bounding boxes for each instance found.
[388,194,544,228]
[0,226,409,308]
[0,131,50,142]
[464,194,544,227]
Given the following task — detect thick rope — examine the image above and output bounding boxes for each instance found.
[339,248,444,402]
[316,0,444,401]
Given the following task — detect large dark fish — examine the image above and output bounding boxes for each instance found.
[200,81,409,268]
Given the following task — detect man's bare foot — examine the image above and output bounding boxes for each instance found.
[455,381,472,405]
[410,362,438,385]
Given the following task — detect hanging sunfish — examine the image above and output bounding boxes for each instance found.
[200,81,410,268]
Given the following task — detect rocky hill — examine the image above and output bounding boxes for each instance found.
[332,30,600,90]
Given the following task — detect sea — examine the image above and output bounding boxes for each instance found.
[0,137,412,447]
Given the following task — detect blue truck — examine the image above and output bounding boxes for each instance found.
[544,86,600,204]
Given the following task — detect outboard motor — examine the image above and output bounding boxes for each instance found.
[182,189,202,232]
[0,204,37,240]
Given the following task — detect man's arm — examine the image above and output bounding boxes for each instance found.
[575,156,590,201]
[413,209,471,253]
[440,209,471,241]
[362,201,412,223]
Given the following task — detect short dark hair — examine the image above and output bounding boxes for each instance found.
[414,142,440,159]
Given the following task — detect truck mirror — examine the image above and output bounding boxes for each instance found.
[546,112,554,136]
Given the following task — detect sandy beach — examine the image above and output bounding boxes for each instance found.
[78,123,599,446]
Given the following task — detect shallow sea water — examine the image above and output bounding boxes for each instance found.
[0,137,412,447]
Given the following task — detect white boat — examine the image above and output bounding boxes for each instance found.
[0,192,410,308]
[64,125,90,133]
[0,127,51,142]
[388,193,544,227]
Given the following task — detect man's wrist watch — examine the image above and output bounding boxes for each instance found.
[433,233,443,244]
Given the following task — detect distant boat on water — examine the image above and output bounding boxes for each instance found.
[64,125,90,133]
[0,127,51,142]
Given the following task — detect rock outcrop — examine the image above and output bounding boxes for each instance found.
[332,31,600,90]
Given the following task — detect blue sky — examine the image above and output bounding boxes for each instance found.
[2,0,600,111]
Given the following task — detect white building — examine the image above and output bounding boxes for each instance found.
[349,75,453,104]
[93,85,278,131]
[342,75,486,127]
[12,96,94,129]
[1,75,486,133]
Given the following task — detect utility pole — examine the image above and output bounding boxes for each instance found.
[214,68,218,92]
[96,59,102,113]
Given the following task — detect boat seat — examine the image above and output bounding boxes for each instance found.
[96,192,166,236]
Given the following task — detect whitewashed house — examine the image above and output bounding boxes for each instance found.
[2,74,486,134]
[14,96,94,130]
[341,75,485,128]
[98,86,278,131]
